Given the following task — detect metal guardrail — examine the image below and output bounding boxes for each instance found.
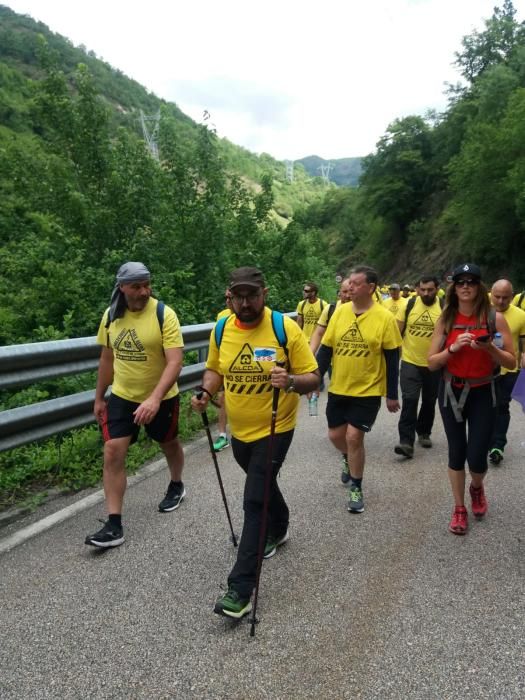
[0,322,215,452]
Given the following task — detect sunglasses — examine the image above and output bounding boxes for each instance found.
[303,288,313,293]
[455,278,479,287]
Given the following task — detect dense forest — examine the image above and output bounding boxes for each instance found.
[293,1,525,287]
[0,5,336,347]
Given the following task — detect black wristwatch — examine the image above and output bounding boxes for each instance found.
[285,375,296,393]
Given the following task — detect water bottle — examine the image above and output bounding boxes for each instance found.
[308,393,318,417]
[493,332,503,349]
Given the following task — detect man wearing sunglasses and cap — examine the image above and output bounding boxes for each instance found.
[85,262,185,548]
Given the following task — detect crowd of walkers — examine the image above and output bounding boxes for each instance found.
[84,260,525,621]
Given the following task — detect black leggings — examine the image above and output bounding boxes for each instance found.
[438,381,496,473]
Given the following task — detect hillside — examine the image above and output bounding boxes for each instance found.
[295,155,362,187]
[0,4,327,222]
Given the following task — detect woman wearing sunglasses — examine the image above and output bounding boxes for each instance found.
[428,263,514,535]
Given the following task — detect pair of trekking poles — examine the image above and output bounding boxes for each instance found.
[195,378,281,638]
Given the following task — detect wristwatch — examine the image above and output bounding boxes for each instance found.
[285,375,296,393]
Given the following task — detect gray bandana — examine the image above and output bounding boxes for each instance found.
[108,262,151,322]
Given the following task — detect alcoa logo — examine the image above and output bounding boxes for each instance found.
[462,265,470,271]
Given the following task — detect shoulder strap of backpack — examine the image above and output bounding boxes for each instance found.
[271,310,289,361]
[156,300,165,333]
[105,301,165,331]
[319,299,325,312]
[214,315,229,349]
[517,291,525,309]
[402,297,416,336]
[300,300,307,315]
[327,302,337,323]
[439,296,444,309]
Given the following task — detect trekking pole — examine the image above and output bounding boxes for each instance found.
[250,363,283,637]
[195,389,238,548]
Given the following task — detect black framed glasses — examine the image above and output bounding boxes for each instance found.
[303,288,312,293]
[455,278,479,287]
[231,291,263,304]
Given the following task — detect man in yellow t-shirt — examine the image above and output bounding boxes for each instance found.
[489,279,525,464]
[317,265,401,514]
[85,262,185,549]
[383,283,408,316]
[192,267,319,620]
[296,282,327,340]
[394,275,442,458]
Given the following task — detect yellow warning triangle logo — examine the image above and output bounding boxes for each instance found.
[341,321,364,342]
[115,331,143,353]
[229,343,264,373]
[414,310,434,327]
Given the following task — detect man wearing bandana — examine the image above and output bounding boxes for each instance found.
[85,262,185,548]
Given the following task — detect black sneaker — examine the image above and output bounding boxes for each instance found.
[85,520,124,548]
[214,587,252,619]
[394,443,414,458]
[158,481,186,512]
[264,530,289,559]
[489,448,503,465]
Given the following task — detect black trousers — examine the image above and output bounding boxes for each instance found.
[398,361,440,445]
[490,372,519,451]
[228,430,294,598]
[438,381,496,473]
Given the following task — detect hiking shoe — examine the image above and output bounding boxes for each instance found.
[264,530,289,559]
[489,448,503,465]
[348,485,364,513]
[469,483,488,518]
[213,435,230,452]
[418,434,432,448]
[394,443,414,458]
[449,506,468,535]
[85,520,124,548]
[213,587,252,619]
[341,454,350,484]
[158,482,186,512]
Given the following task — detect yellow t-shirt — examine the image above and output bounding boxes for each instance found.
[206,308,318,441]
[499,304,525,374]
[513,291,525,311]
[97,298,184,403]
[296,298,327,339]
[216,308,233,321]
[316,300,341,328]
[396,297,442,367]
[383,296,407,316]
[323,302,402,397]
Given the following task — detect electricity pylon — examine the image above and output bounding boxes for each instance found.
[140,110,160,161]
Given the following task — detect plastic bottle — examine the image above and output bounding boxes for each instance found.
[308,393,318,417]
[493,332,503,349]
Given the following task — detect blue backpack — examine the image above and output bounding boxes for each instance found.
[214,310,289,362]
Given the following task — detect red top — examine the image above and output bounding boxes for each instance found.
[445,312,495,380]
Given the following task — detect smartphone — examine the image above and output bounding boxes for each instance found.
[476,334,491,343]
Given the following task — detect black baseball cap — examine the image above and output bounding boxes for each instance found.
[451,263,482,281]
[229,267,265,290]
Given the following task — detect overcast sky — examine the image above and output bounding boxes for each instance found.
[5,0,525,160]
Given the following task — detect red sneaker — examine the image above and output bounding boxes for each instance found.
[469,483,488,518]
[449,506,468,535]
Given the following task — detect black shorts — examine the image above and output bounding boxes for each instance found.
[101,394,180,444]
[326,393,381,432]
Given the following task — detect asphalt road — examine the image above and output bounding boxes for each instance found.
[1,394,524,699]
